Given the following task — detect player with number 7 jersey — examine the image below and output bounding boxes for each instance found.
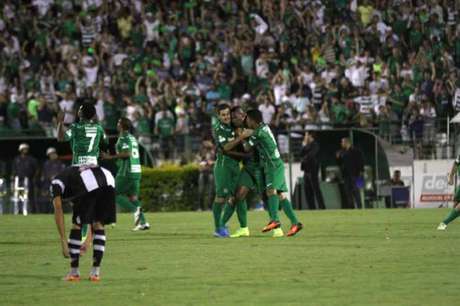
[57,103,107,166]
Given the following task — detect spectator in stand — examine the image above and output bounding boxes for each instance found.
[175,106,190,161]
[0,0,458,164]
[37,96,56,137]
[59,91,76,127]
[155,102,176,160]
[408,107,425,159]
[258,95,276,125]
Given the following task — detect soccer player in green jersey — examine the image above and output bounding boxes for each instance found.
[57,103,107,166]
[103,118,150,231]
[437,156,460,230]
[211,103,252,237]
[241,109,303,237]
[220,106,261,238]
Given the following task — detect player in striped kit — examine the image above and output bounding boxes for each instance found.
[103,118,150,231]
[51,165,116,282]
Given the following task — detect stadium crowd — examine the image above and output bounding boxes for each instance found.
[0,0,459,161]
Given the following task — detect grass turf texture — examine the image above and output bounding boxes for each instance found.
[0,209,459,306]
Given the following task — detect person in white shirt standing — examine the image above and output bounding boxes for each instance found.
[258,96,276,125]
[59,91,76,126]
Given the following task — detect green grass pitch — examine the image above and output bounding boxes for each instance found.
[0,209,459,306]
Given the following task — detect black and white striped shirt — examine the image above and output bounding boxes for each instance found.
[312,85,324,106]
[80,24,97,47]
[50,166,115,200]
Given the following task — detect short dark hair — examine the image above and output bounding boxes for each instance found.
[216,103,231,114]
[119,117,131,130]
[246,109,263,124]
[80,103,96,120]
[230,105,242,113]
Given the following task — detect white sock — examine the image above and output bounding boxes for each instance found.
[70,268,80,275]
[91,266,100,276]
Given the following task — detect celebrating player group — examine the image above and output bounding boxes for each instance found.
[211,103,303,238]
[50,101,304,283]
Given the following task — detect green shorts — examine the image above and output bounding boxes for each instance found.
[214,158,240,198]
[115,176,140,196]
[238,166,263,194]
[454,188,460,202]
[263,160,288,193]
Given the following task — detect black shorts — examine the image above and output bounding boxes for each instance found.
[72,186,116,225]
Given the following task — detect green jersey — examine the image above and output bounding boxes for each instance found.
[65,121,107,166]
[157,117,175,137]
[248,124,282,165]
[116,132,141,178]
[242,144,261,171]
[212,118,239,166]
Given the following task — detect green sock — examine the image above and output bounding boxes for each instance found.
[81,224,88,241]
[443,208,460,225]
[212,202,223,230]
[236,200,248,228]
[116,195,137,212]
[280,198,299,225]
[221,203,236,227]
[132,199,147,224]
[267,195,280,222]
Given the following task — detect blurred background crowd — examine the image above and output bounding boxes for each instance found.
[0,0,459,160]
